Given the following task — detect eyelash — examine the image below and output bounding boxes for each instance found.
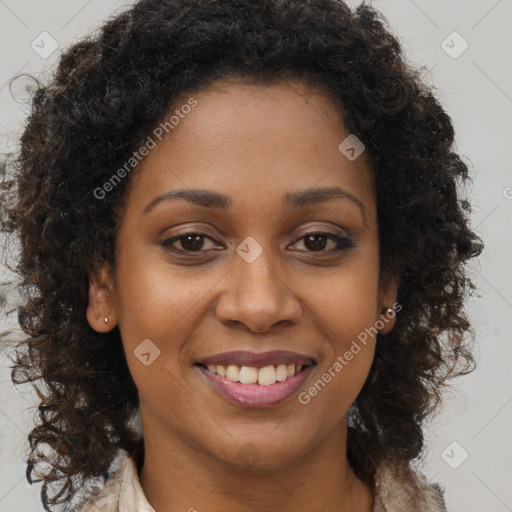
[160,231,355,256]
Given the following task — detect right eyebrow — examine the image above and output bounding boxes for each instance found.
[143,189,231,214]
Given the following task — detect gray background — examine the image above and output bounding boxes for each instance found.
[1,1,511,511]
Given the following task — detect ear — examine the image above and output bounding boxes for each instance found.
[377,269,400,335]
[86,262,117,333]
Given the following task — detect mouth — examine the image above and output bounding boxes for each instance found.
[195,360,314,384]
[194,351,317,408]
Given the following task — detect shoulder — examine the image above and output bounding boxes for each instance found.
[372,459,447,512]
[75,450,155,512]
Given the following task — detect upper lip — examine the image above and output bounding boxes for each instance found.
[196,350,317,368]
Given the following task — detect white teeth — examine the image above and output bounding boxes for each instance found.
[204,363,305,385]
[239,366,258,384]
[275,364,288,381]
[226,364,240,381]
[258,365,277,385]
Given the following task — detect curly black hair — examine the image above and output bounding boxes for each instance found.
[0,0,483,510]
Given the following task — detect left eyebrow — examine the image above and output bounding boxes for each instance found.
[285,186,365,217]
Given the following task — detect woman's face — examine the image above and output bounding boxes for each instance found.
[87,78,398,470]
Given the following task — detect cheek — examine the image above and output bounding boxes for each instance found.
[304,252,380,399]
[111,249,199,386]
[300,290,378,414]
[310,251,381,345]
[112,246,234,400]
[114,251,214,342]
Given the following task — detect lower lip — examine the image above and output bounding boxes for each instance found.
[197,365,314,408]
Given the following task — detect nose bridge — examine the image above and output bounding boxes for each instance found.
[215,238,301,331]
[237,241,281,295]
[235,238,285,307]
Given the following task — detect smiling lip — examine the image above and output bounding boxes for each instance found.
[197,350,316,368]
[197,364,315,408]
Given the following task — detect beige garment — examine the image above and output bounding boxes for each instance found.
[76,450,447,512]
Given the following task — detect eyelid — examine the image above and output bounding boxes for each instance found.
[162,223,349,245]
[161,228,355,257]
[291,223,349,240]
[288,231,355,252]
[161,231,222,249]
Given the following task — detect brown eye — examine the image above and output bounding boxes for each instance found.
[179,233,205,251]
[292,232,355,253]
[160,231,355,258]
[304,234,329,251]
[161,232,218,253]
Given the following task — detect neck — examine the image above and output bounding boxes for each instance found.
[138,414,373,512]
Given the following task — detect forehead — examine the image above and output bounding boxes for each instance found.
[126,78,375,217]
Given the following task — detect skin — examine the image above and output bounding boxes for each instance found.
[87,77,399,512]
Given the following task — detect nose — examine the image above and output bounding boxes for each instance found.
[215,247,302,333]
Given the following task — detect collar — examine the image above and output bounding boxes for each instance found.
[77,450,447,512]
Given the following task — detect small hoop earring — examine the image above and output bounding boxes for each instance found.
[378,306,395,336]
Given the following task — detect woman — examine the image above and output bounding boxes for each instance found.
[0,0,484,511]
